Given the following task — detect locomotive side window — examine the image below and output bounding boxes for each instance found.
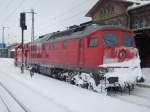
[88,37,98,47]
[103,34,118,46]
[51,42,56,49]
[122,34,134,47]
[79,39,84,48]
[63,40,67,49]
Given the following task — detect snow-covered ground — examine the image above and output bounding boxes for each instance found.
[0,58,150,112]
[100,56,144,87]
[0,96,9,112]
[142,68,150,86]
[112,86,150,109]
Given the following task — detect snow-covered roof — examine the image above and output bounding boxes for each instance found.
[127,0,150,10]
[86,0,134,17]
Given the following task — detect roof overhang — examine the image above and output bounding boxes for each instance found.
[85,0,134,17]
[128,2,150,11]
[133,26,150,37]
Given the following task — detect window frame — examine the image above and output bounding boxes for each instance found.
[79,39,84,48]
[122,34,134,47]
[140,18,146,28]
[63,40,67,49]
[103,33,118,46]
[88,37,99,48]
[50,42,56,49]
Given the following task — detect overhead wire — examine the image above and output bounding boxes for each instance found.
[37,0,93,32]
[7,0,42,29]
[38,0,88,25]
[40,8,90,33]
[3,0,15,10]
[38,8,91,36]
[0,0,26,25]
[0,0,12,18]
[1,0,95,42]
[0,0,6,9]
[0,0,16,21]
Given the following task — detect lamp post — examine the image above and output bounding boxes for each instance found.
[25,9,36,65]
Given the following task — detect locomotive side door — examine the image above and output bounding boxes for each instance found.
[79,39,84,67]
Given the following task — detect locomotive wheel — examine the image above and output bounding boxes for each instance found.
[71,72,97,90]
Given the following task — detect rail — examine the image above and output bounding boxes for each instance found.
[0,81,31,112]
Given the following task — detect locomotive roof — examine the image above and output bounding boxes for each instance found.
[32,33,51,45]
[33,24,132,44]
[48,24,132,42]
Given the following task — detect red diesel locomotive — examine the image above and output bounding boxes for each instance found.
[15,23,142,87]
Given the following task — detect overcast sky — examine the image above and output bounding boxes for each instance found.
[0,0,98,44]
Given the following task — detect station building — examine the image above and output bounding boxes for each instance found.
[0,43,8,58]
[85,0,150,67]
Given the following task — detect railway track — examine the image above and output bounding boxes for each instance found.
[0,81,31,112]
[0,94,11,112]
[0,70,74,112]
[136,83,150,89]
[111,86,150,109]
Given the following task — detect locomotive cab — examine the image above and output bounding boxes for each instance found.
[99,28,144,86]
[102,30,137,65]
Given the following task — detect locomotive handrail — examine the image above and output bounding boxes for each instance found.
[99,66,129,68]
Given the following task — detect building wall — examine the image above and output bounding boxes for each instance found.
[0,43,6,49]
[91,0,128,28]
[0,49,8,58]
[129,5,150,29]
[0,43,8,58]
[129,4,150,67]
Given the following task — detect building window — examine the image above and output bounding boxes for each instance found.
[108,6,112,15]
[88,37,98,48]
[134,18,146,29]
[140,18,146,28]
[117,20,122,27]
[111,5,115,14]
[134,19,139,29]
[101,10,104,16]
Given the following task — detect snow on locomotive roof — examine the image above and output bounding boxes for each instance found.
[49,24,132,42]
[32,33,52,44]
[33,24,132,44]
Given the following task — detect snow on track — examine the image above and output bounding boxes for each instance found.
[0,70,72,112]
[0,58,150,112]
[127,86,150,108]
[0,94,10,112]
[112,93,150,109]
[142,68,150,86]
[0,82,28,112]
